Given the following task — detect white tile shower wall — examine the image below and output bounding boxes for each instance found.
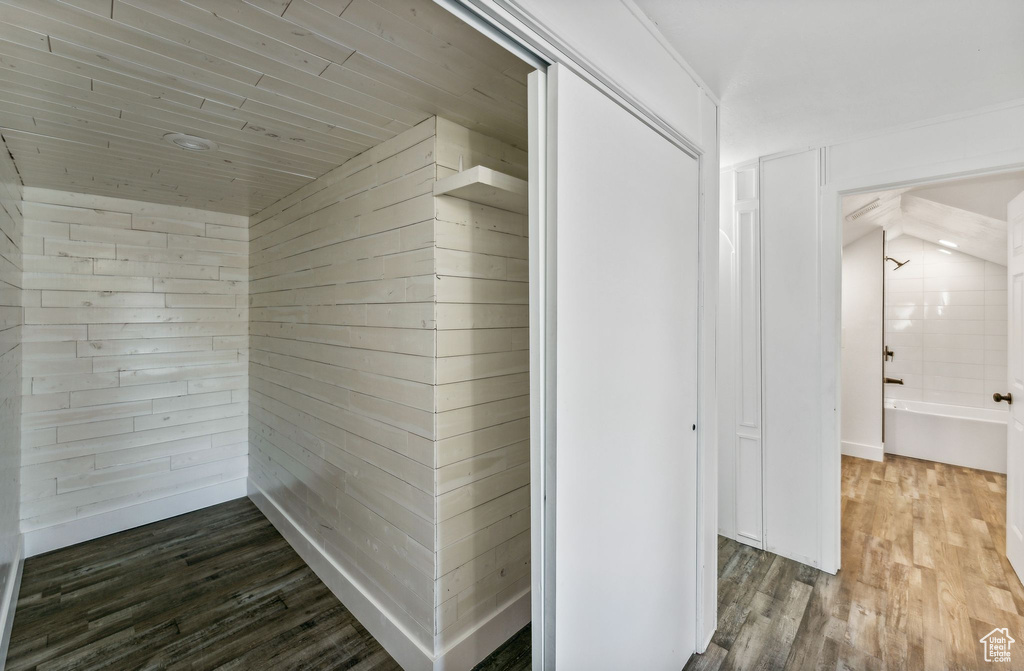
[884,235,1008,409]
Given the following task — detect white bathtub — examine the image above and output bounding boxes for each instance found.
[884,399,1008,473]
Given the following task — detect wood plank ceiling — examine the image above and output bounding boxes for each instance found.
[0,0,531,215]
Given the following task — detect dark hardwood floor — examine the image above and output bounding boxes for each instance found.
[6,496,529,671]
[6,498,399,671]
[472,624,530,671]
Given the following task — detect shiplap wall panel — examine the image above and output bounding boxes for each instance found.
[19,189,248,538]
[248,116,530,663]
[248,118,439,649]
[432,119,530,649]
[0,132,23,620]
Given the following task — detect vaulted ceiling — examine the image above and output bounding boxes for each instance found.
[0,0,530,215]
[842,171,1024,265]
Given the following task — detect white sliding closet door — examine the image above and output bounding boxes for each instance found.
[545,64,699,670]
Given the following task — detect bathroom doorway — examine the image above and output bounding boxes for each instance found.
[840,171,1024,471]
[836,170,1024,667]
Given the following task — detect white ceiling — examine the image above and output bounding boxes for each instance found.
[0,0,530,215]
[841,186,907,248]
[841,171,1024,265]
[908,172,1024,222]
[634,0,1024,166]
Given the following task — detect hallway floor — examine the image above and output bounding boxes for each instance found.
[687,454,1021,671]
[10,454,1016,670]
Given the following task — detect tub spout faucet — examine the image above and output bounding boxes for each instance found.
[884,377,904,385]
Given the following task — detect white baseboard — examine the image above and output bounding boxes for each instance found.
[717,529,763,551]
[699,626,715,656]
[23,478,247,558]
[437,589,530,670]
[841,440,884,462]
[735,531,764,549]
[248,479,434,670]
[0,535,24,671]
[248,478,529,671]
[765,543,826,573]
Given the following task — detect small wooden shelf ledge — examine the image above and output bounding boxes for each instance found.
[433,166,528,215]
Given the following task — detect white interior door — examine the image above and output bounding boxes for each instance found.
[546,64,699,670]
[1006,190,1024,578]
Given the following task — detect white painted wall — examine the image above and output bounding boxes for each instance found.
[760,148,822,568]
[841,228,883,461]
[634,0,1024,166]
[827,103,1024,191]
[884,236,1008,409]
[717,170,737,541]
[697,88,720,651]
[718,164,763,549]
[549,64,700,670]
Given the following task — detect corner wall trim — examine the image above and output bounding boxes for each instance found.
[247,479,529,671]
[841,440,884,463]
[247,479,434,671]
[22,478,246,558]
[0,536,24,671]
[436,590,530,670]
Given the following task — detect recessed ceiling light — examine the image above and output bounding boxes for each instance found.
[163,132,218,151]
[938,248,952,255]
[938,239,958,248]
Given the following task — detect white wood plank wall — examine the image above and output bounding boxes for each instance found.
[0,0,529,215]
[0,133,24,606]
[247,116,531,660]
[433,118,530,649]
[19,188,249,544]
[247,118,440,650]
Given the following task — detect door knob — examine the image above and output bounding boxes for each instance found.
[994,392,1013,405]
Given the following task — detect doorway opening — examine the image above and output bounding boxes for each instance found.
[837,169,1024,667]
